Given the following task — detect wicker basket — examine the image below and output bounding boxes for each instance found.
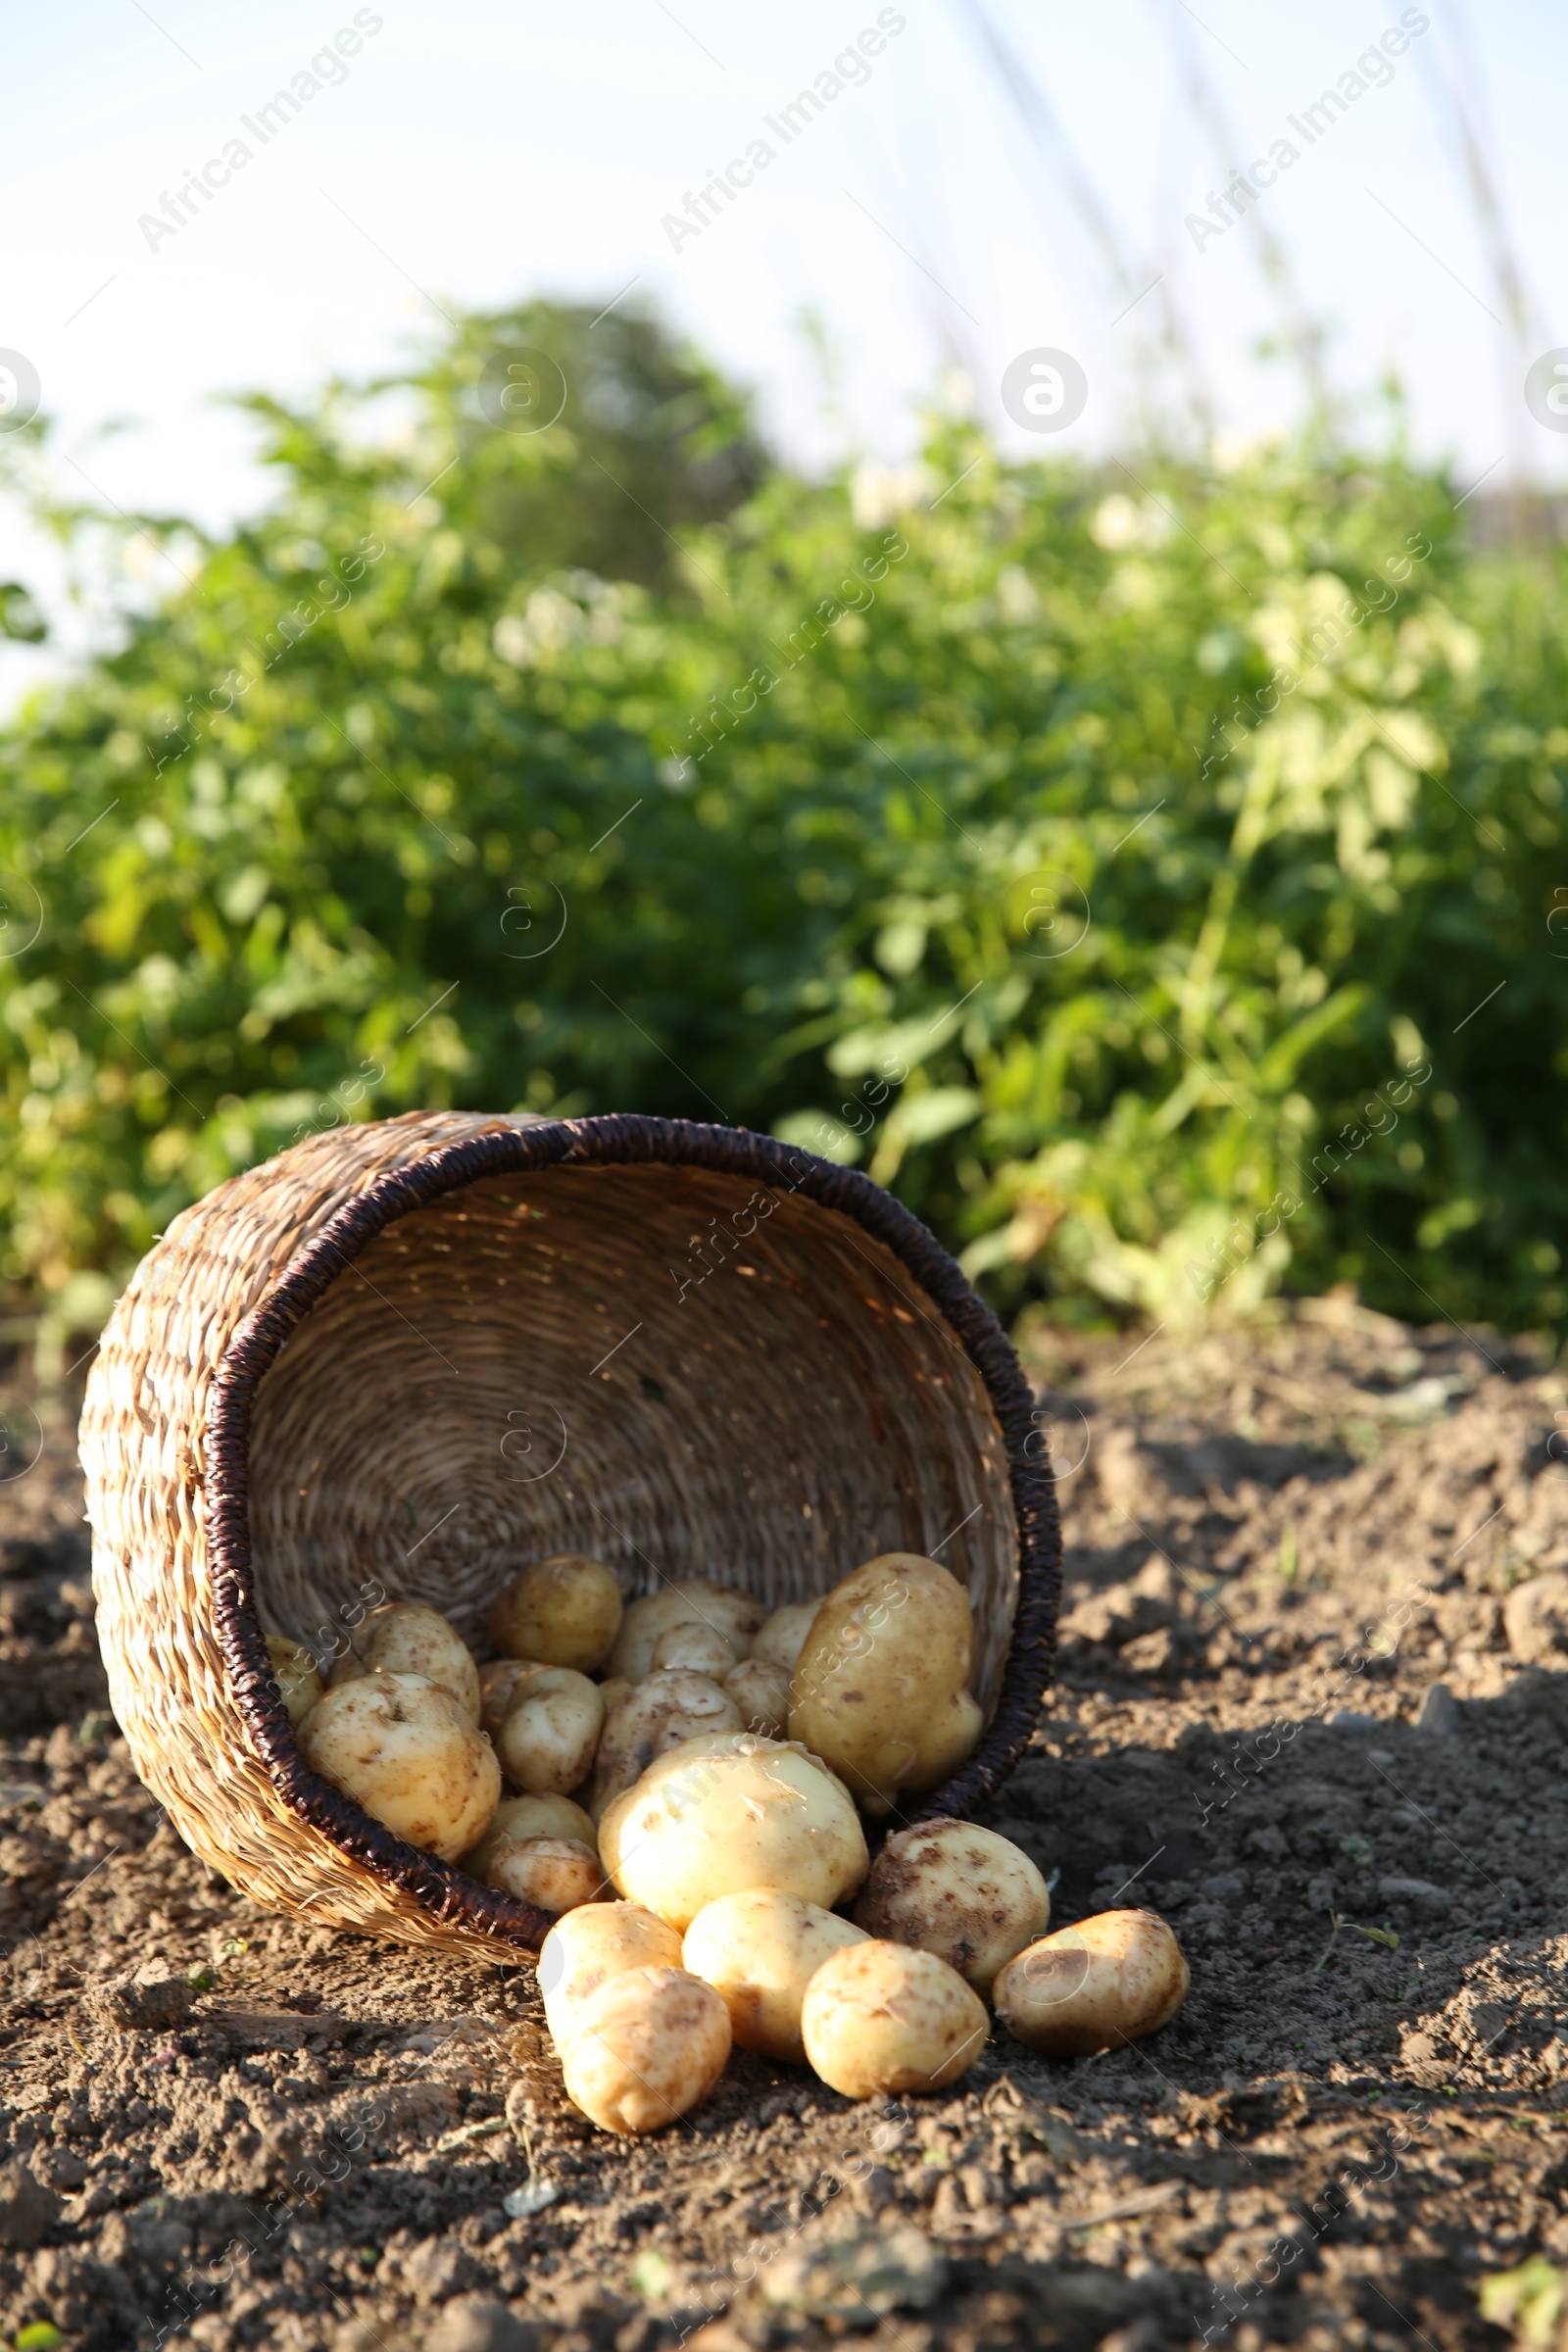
[79,1112,1061,1959]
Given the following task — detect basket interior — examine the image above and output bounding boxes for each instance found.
[247,1163,1020,1715]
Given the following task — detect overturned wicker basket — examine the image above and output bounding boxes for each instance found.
[79,1112,1061,1960]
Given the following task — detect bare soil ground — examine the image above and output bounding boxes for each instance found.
[5,1293,1568,2352]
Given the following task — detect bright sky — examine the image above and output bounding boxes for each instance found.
[1,0,1564,690]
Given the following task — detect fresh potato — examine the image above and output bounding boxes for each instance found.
[599,1734,868,1931]
[723,1658,791,1738]
[788,1553,980,1814]
[498,1668,604,1795]
[491,1553,624,1674]
[751,1601,818,1675]
[562,1965,731,2134]
[993,1909,1189,2057]
[461,1791,597,1878]
[587,1671,742,1820]
[537,1900,685,2049]
[299,1672,500,1861]
[606,1581,766,1679]
[801,1939,988,2097]
[267,1635,323,1729]
[484,1836,603,1913]
[854,1820,1052,1996]
[479,1657,542,1740]
[683,1889,868,2064]
[650,1622,738,1679]
[329,1601,482,1725]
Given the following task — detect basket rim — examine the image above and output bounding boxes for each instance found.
[204,1112,1061,1950]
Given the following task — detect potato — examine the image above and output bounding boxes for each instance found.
[599,1734,868,1931]
[853,1819,1052,1996]
[606,1581,765,1679]
[587,1671,742,1820]
[491,1553,624,1674]
[537,1900,685,2049]
[801,1939,988,2097]
[479,1657,542,1740]
[598,1677,634,1714]
[266,1635,323,1729]
[329,1601,482,1724]
[484,1836,603,1913]
[299,1672,500,1861]
[461,1791,597,1878]
[751,1601,818,1675]
[788,1553,980,1814]
[993,1909,1189,2057]
[562,1965,731,2134]
[650,1622,738,1679]
[498,1668,604,1795]
[683,1888,868,2064]
[724,1658,791,1739]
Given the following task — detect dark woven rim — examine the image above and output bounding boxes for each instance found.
[205,1114,1062,1951]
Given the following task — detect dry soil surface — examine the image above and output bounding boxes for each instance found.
[5,1295,1568,2352]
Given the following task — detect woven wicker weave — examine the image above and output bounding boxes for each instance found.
[80,1112,1061,1959]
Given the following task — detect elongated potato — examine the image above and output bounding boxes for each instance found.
[588,1671,742,1820]
[854,1820,1052,1996]
[491,1553,624,1674]
[606,1582,766,1680]
[267,1636,323,1729]
[537,1901,685,2049]
[788,1554,979,1814]
[723,1658,791,1738]
[562,1965,731,2134]
[683,1889,868,2064]
[994,1910,1189,2057]
[499,1668,604,1795]
[599,1735,868,1931]
[484,1836,603,1913]
[801,1940,988,2097]
[299,1672,500,1861]
[330,1602,481,1724]
[751,1601,818,1675]
[461,1791,597,1878]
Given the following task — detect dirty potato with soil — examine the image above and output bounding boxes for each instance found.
[801,1937,989,2097]
[298,1670,500,1861]
[854,1818,1053,1995]
[994,1907,1190,2056]
[787,1552,982,1813]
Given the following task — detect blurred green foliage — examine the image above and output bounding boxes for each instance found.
[1,300,1564,1350]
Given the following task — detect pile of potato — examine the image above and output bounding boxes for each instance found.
[266,1548,1189,2134]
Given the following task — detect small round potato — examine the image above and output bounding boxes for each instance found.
[993,1909,1190,2058]
[330,1602,482,1724]
[751,1601,819,1675]
[606,1581,766,1680]
[267,1636,324,1729]
[588,1671,742,1820]
[484,1836,604,1913]
[499,1668,604,1795]
[299,1672,500,1861]
[649,1622,738,1679]
[491,1553,624,1674]
[537,1900,686,2049]
[461,1791,597,1878]
[854,1820,1052,1996]
[599,1734,868,1931]
[801,1939,989,2097]
[723,1658,791,1739]
[479,1657,543,1740]
[789,1553,980,1813]
[562,1965,731,2134]
[683,1889,868,2064]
